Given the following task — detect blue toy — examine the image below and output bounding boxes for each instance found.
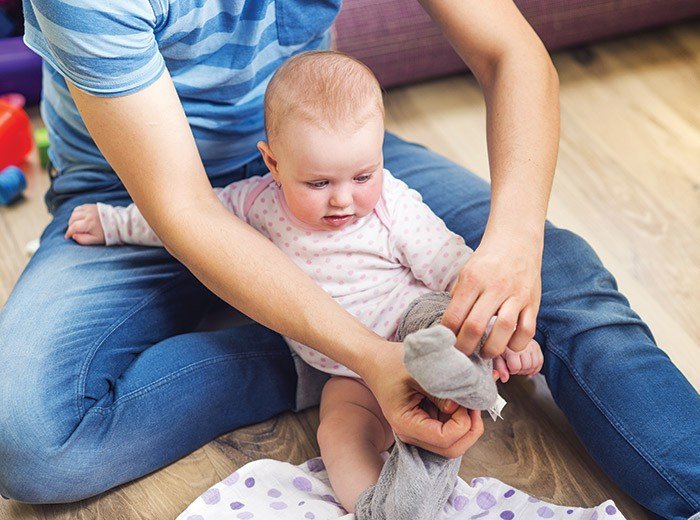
[0,165,26,205]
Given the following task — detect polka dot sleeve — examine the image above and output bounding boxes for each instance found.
[214,176,262,222]
[96,177,260,248]
[96,202,163,247]
[384,174,473,292]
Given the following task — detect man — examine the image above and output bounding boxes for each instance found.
[0,0,697,517]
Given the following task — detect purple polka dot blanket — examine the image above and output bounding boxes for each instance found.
[178,457,627,520]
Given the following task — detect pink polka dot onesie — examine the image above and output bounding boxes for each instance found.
[96,169,472,378]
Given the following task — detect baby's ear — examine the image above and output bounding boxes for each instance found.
[257,141,279,178]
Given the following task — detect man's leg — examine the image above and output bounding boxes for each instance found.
[383,132,700,519]
[0,189,297,503]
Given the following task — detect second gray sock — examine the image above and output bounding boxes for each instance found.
[354,436,460,520]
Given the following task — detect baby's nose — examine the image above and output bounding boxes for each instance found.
[330,188,353,208]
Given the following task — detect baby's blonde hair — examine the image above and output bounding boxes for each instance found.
[264,51,384,145]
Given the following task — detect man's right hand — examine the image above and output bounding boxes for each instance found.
[362,341,484,459]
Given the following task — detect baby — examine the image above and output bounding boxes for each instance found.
[66,51,543,517]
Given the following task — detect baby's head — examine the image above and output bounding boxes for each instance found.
[258,51,385,231]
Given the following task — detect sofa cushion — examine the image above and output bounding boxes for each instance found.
[334,0,700,87]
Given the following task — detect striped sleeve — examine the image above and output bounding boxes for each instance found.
[23,0,166,96]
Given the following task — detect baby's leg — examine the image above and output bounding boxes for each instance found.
[317,376,394,513]
[353,292,500,520]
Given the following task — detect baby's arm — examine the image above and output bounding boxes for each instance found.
[66,179,257,247]
[66,202,163,246]
[387,175,471,292]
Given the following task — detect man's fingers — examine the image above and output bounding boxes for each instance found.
[441,285,479,337]
[397,407,483,458]
[430,397,459,415]
[508,306,537,352]
[435,408,484,458]
[481,298,519,358]
[399,404,470,450]
[454,294,500,356]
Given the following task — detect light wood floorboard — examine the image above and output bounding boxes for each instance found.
[1,21,698,520]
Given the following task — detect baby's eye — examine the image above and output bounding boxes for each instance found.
[355,174,372,183]
[306,180,328,188]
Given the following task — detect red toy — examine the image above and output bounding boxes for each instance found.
[0,98,33,171]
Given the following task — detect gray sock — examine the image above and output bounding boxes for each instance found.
[354,292,501,519]
[396,291,498,411]
[402,325,498,411]
[354,436,460,520]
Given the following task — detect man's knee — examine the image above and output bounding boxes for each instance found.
[0,372,94,503]
[0,423,66,503]
[542,226,615,287]
[540,226,644,319]
[0,419,107,504]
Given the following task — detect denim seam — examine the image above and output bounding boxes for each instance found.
[87,350,288,415]
[75,274,190,422]
[540,322,699,510]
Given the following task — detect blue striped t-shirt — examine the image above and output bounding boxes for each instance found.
[23,0,340,183]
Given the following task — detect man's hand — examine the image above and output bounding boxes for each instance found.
[65,204,106,245]
[442,233,542,359]
[493,338,544,383]
[362,342,484,459]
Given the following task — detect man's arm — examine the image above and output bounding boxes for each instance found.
[66,71,481,458]
[419,0,560,357]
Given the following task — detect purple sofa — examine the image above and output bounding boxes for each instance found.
[333,0,700,88]
[0,36,42,104]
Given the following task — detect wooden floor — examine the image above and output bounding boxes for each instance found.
[2,21,699,520]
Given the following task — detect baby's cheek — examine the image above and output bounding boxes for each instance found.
[356,184,382,215]
[288,190,325,222]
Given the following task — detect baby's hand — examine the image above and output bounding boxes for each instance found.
[492,339,544,383]
[65,204,106,245]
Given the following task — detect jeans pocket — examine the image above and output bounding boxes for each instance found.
[275,0,341,47]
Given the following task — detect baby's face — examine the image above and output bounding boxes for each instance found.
[273,116,384,231]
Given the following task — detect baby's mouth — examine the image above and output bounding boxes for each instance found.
[323,214,354,227]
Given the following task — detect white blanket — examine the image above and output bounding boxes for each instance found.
[178,457,627,519]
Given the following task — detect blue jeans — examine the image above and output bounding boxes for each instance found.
[0,133,698,518]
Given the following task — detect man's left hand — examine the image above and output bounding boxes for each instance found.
[441,233,542,358]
